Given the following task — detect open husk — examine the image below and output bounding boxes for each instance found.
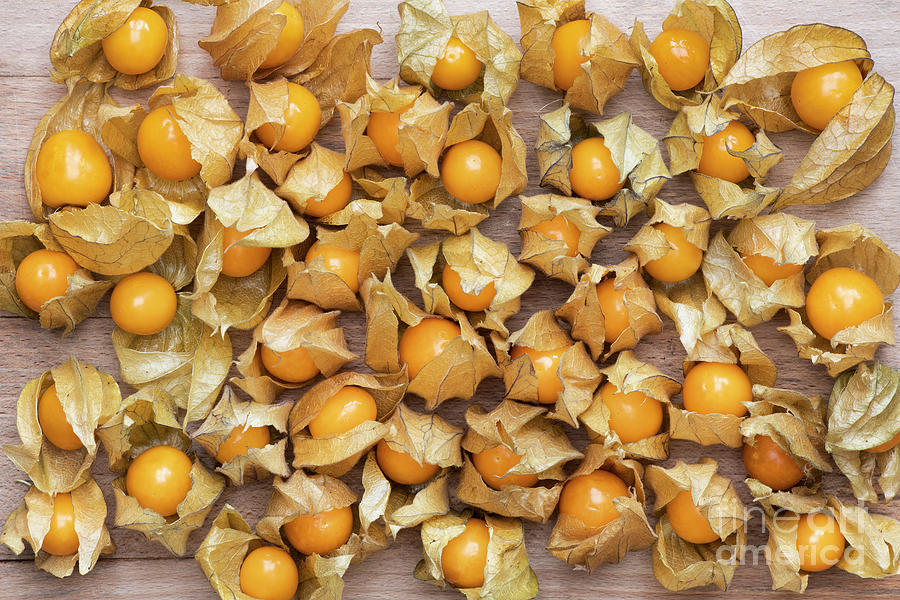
[653,272,726,355]
[195,505,267,600]
[624,198,711,281]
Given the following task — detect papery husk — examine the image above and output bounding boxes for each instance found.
[332,170,410,226]
[831,497,900,579]
[397,0,522,106]
[579,351,679,460]
[361,272,501,409]
[286,214,418,311]
[195,505,265,600]
[415,512,538,599]
[407,227,534,335]
[289,370,407,476]
[779,224,898,376]
[652,273,726,355]
[517,194,610,285]
[3,359,121,494]
[702,214,816,326]
[275,143,346,214]
[625,198,711,274]
[631,0,742,111]
[50,0,177,89]
[0,480,114,577]
[192,387,292,485]
[145,226,198,293]
[517,0,638,114]
[556,256,661,360]
[535,104,670,226]
[546,444,655,570]
[645,458,748,591]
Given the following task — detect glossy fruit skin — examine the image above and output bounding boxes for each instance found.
[239,546,299,600]
[643,223,703,283]
[648,28,710,91]
[305,242,361,293]
[569,137,623,201]
[595,277,628,343]
[529,215,580,257]
[795,511,845,572]
[442,264,496,312]
[258,1,304,70]
[260,344,319,383]
[741,253,804,287]
[305,171,353,217]
[41,493,79,556]
[367,105,411,167]
[440,140,502,205]
[216,425,270,463]
[15,249,79,313]
[509,345,567,405]
[698,121,755,183]
[867,430,900,453]
[558,469,629,529]
[791,61,863,131]
[666,490,718,544]
[743,435,804,491]
[125,445,192,517]
[137,106,201,182]
[376,439,440,485]
[441,518,489,588]
[398,318,461,379]
[308,386,377,438]
[37,384,82,451]
[806,267,883,340]
[36,130,112,208]
[284,506,354,556]
[101,7,168,75]
[682,362,752,417]
[551,19,591,90]
[221,226,271,278]
[431,36,482,91]
[255,82,321,153]
[109,272,177,336]
[471,444,539,489]
[600,382,663,444]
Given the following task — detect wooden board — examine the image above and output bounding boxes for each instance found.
[1,0,899,598]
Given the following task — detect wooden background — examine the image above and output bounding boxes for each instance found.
[1,1,899,598]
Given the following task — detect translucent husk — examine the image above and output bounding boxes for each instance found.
[407,102,527,234]
[701,214,817,326]
[415,512,538,600]
[3,358,121,494]
[397,0,522,106]
[289,371,407,476]
[1,479,114,578]
[326,169,410,226]
[517,194,610,285]
[631,0,742,111]
[407,227,534,335]
[233,298,356,404]
[624,198,711,275]
[652,272,726,355]
[535,104,670,226]
[779,224,898,376]
[493,310,602,427]
[50,0,177,90]
[517,0,638,114]
[195,505,266,600]
[361,272,501,409]
[579,351,680,460]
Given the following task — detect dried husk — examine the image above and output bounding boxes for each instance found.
[397,0,522,106]
[407,227,534,335]
[546,444,655,570]
[493,310,602,427]
[195,505,265,600]
[556,256,661,360]
[625,198,711,276]
[3,358,121,494]
[327,170,411,226]
[232,298,356,405]
[517,194,610,285]
[832,497,900,579]
[517,0,638,114]
[631,0,742,111]
[415,512,538,600]
[579,351,680,460]
[0,480,114,578]
[702,214,816,326]
[275,143,347,215]
[50,0,177,90]
[535,104,670,226]
[289,371,407,476]
[779,224,898,376]
[645,458,748,591]
[192,387,292,485]
[407,102,527,234]
[652,272,726,355]
[361,272,500,409]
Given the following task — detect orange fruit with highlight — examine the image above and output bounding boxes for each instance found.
[442,264,496,312]
[595,277,628,343]
[258,1,304,70]
[741,253,804,287]
[137,106,201,182]
[255,82,321,153]
[649,28,710,91]
[682,362,752,417]
[509,345,568,405]
[569,137,623,202]
[431,36,482,91]
[15,249,79,313]
[743,434,804,491]
[367,104,411,167]
[440,139,502,205]
[795,512,845,572]
[305,171,353,217]
[441,518,489,588]
[558,469,629,529]
[37,384,82,451]
[471,444,539,490]
[551,19,591,90]
[110,272,177,336]
[239,546,299,600]
[805,267,883,340]
[125,445,192,517]
[41,493,79,556]
[221,226,271,278]
[698,121,755,183]
[36,130,112,208]
[791,61,863,131]
[216,425,270,464]
[529,215,580,257]
[666,490,718,544]
[260,344,319,383]
[643,223,703,283]
[599,382,663,444]
[308,386,377,438]
[284,506,354,556]
[101,7,168,75]
[398,318,461,379]
[376,440,440,485]
[305,242,361,293]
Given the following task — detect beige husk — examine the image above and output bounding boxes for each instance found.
[322,170,410,227]
[195,505,266,600]
[653,272,726,355]
[624,198,711,272]
[274,143,347,215]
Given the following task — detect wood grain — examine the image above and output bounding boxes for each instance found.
[1,0,899,598]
